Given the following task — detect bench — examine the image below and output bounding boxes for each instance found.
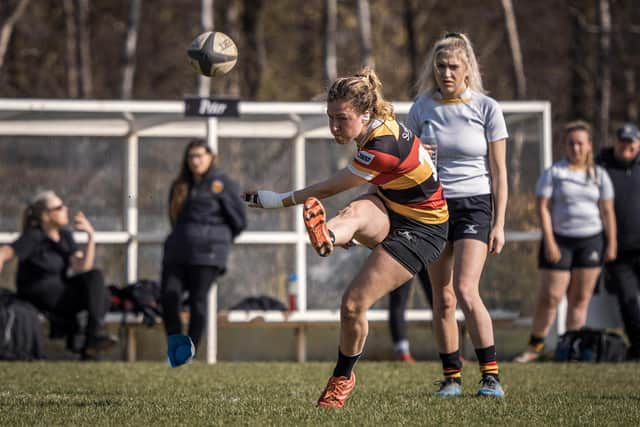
[108,284,519,362]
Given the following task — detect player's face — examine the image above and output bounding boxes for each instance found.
[327,100,367,145]
[434,51,468,98]
[565,130,592,166]
[43,194,69,227]
[187,146,213,177]
[614,137,640,163]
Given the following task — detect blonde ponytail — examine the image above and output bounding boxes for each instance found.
[327,67,394,120]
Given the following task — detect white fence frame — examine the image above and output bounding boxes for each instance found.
[0,98,551,362]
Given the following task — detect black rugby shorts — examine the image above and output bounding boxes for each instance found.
[381,209,448,275]
[538,233,605,270]
[446,194,493,243]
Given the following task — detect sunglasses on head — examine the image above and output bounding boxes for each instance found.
[444,32,463,40]
[47,204,65,212]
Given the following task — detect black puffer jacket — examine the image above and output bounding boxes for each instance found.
[162,167,247,270]
[597,147,640,254]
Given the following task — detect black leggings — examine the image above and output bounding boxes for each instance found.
[389,268,433,344]
[19,269,109,342]
[605,254,640,352]
[161,263,221,348]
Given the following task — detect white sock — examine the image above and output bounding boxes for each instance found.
[394,340,410,354]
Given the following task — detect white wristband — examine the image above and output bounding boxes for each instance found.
[257,190,293,209]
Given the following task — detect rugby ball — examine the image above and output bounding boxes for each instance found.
[187,31,238,77]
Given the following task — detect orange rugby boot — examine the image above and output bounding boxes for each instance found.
[303,197,333,257]
[316,373,356,409]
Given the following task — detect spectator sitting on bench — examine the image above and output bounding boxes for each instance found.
[0,190,116,360]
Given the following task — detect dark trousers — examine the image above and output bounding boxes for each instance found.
[19,269,109,344]
[606,253,640,355]
[389,268,433,344]
[161,263,221,348]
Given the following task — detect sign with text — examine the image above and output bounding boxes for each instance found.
[184,97,240,117]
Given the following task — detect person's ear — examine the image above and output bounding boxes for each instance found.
[361,112,370,123]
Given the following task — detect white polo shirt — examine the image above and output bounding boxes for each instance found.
[536,159,614,238]
[406,88,509,199]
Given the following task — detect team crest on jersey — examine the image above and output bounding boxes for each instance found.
[211,180,224,193]
[356,150,375,165]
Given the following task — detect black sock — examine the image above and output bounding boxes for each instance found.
[329,230,336,244]
[333,349,361,378]
[475,345,499,380]
[439,350,462,384]
[529,334,545,352]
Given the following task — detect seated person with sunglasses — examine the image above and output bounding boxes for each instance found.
[0,190,116,359]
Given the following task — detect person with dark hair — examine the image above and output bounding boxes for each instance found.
[514,120,617,363]
[161,139,246,351]
[598,123,640,360]
[0,190,116,359]
[244,67,449,408]
[407,32,509,397]
[388,271,432,362]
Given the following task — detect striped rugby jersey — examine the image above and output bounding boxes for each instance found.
[347,119,449,225]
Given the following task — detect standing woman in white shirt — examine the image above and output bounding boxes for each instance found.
[406,32,508,397]
[514,121,616,363]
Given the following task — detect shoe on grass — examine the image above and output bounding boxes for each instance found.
[513,349,541,363]
[433,378,462,397]
[317,373,356,408]
[477,375,504,398]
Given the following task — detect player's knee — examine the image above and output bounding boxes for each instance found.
[453,281,480,310]
[539,291,563,308]
[340,294,365,321]
[434,288,457,312]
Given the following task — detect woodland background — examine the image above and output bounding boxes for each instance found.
[1,0,639,315]
[2,0,640,147]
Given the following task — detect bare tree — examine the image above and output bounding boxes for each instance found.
[62,0,78,98]
[222,0,240,96]
[77,0,92,98]
[241,0,265,99]
[121,0,142,100]
[323,0,337,84]
[596,0,612,148]
[500,0,527,191]
[199,0,214,97]
[569,1,596,123]
[0,0,30,71]
[356,0,374,68]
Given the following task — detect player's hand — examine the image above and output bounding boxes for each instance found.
[422,144,436,157]
[242,191,289,209]
[73,211,95,237]
[544,241,562,264]
[242,191,263,208]
[604,245,617,263]
[488,226,505,255]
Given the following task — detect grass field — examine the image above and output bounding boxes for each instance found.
[1,361,639,426]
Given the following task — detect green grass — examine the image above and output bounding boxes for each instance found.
[0,362,639,426]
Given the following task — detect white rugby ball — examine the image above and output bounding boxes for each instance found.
[187,31,238,77]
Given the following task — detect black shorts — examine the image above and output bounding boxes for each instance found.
[446,194,492,243]
[538,233,605,270]
[381,209,448,275]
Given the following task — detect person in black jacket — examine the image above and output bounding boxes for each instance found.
[0,190,116,359]
[161,139,247,349]
[598,123,640,360]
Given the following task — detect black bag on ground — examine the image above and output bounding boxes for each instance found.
[0,289,45,360]
[230,295,287,311]
[109,280,162,326]
[554,328,626,362]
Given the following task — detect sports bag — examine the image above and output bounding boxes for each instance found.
[554,328,626,362]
